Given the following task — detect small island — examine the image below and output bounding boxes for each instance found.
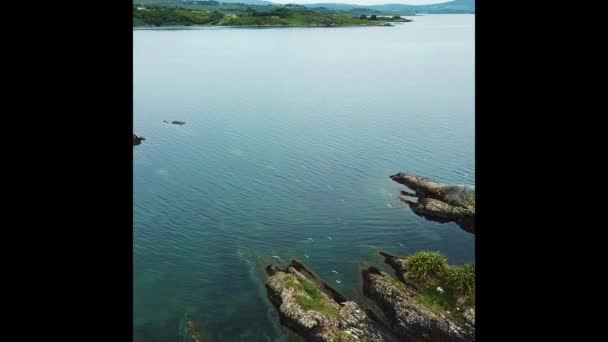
[134,5,412,28]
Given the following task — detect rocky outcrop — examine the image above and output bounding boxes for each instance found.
[362,266,474,342]
[379,251,416,289]
[133,134,145,146]
[265,260,387,342]
[389,172,475,233]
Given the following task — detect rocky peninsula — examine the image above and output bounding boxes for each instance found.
[265,260,392,341]
[389,172,475,233]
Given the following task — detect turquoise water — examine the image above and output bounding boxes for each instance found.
[134,14,474,341]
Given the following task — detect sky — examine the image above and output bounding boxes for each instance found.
[269,0,449,5]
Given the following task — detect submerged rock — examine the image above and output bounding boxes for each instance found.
[265,260,386,342]
[178,314,209,342]
[133,134,145,146]
[389,172,475,233]
[185,319,206,342]
[362,266,474,342]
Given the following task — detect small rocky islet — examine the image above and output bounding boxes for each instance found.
[265,251,475,342]
[133,120,186,147]
[177,313,211,342]
[389,172,475,233]
[164,120,186,125]
[184,318,208,342]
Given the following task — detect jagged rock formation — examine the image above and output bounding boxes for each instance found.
[389,172,475,233]
[361,251,475,341]
[379,251,417,289]
[265,260,387,342]
[362,266,474,341]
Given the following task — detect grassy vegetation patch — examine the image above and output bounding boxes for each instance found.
[283,274,339,317]
[386,275,408,292]
[284,274,304,291]
[445,264,475,297]
[405,251,448,284]
[397,251,475,318]
[414,285,458,316]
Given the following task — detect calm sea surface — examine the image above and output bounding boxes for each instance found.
[134,14,475,341]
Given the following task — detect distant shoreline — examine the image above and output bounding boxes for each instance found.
[132,3,475,30]
[132,4,422,29]
[133,23,406,29]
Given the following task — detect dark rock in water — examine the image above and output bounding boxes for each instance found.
[133,134,145,146]
[266,264,280,276]
[362,265,474,342]
[265,259,387,342]
[389,172,475,233]
[163,120,186,125]
[382,22,394,26]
